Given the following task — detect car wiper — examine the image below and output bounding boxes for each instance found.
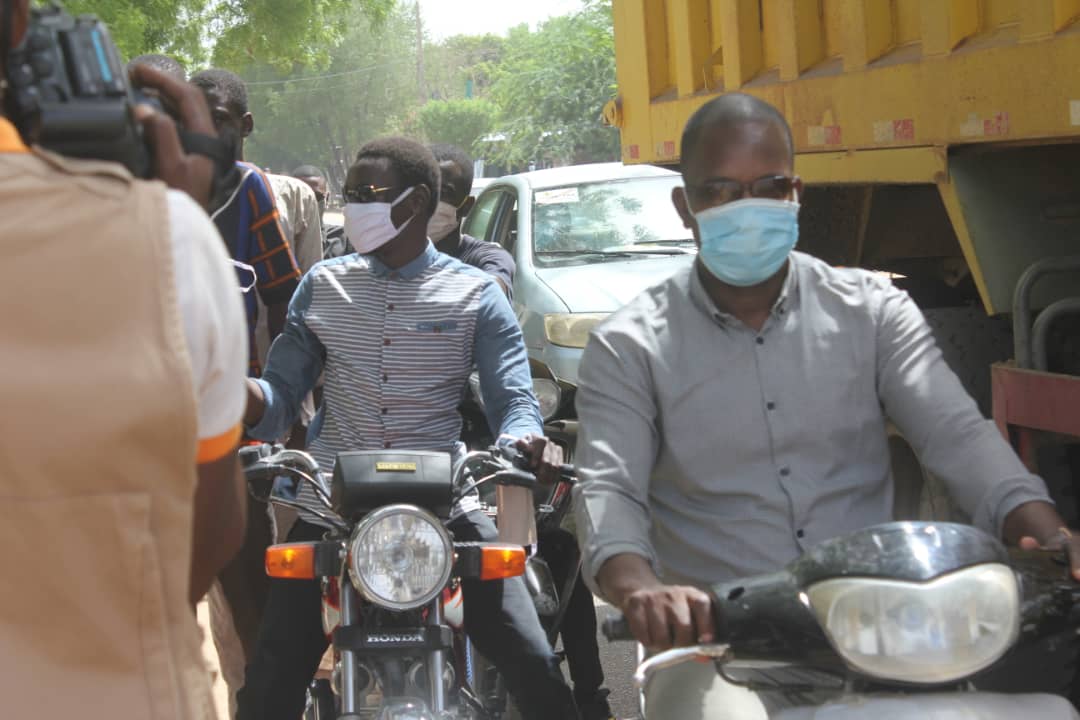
[537,250,636,258]
[614,247,692,255]
[633,239,696,246]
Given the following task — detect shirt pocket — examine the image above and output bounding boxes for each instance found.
[394,322,471,374]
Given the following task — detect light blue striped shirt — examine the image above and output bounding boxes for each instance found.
[250,241,543,523]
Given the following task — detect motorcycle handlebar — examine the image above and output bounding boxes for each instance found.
[500,444,578,484]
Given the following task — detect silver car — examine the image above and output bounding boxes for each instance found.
[463,163,696,419]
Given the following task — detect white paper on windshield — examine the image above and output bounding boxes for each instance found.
[535,187,580,205]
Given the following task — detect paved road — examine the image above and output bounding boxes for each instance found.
[593,600,639,719]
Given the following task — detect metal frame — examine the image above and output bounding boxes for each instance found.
[992,364,1080,471]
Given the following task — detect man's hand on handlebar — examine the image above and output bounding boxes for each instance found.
[623,585,715,652]
[597,553,716,652]
[514,433,564,486]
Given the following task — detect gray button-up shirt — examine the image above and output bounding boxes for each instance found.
[574,251,1051,593]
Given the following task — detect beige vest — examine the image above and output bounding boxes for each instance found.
[0,147,213,719]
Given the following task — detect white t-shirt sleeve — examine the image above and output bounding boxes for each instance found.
[166,190,248,453]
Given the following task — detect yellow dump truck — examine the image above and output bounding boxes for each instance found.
[607,0,1080,514]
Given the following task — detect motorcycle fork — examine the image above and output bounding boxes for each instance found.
[339,581,361,715]
[428,597,447,713]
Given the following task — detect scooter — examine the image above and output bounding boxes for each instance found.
[603,521,1080,719]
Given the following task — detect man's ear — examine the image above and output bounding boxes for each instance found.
[792,176,804,202]
[458,196,476,219]
[413,184,433,217]
[672,185,696,231]
[241,112,254,139]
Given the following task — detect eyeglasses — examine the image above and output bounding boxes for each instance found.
[689,175,796,206]
[342,184,399,204]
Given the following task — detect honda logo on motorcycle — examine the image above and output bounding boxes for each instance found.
[366,631,425,644]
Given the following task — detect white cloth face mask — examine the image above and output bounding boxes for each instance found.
[344,186,417,254]
[427,200,462,243]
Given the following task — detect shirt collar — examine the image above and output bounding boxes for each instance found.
[0,117,29,154]
[367,240,440,280]
[688,254,802,326]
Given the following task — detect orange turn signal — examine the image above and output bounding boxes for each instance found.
[266,542,316,579]
[480,545,527,580]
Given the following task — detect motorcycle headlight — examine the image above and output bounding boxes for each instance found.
[533,378,562,420]
[805,563,1019,684]
[544,313,607,349]
[348,505,453,611]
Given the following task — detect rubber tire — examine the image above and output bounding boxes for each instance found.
[921,305,1013,418]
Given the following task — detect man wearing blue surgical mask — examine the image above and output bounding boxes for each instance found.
[573,93,1074,714]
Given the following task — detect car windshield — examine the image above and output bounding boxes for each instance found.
[531,176,693,265]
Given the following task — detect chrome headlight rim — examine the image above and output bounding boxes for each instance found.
[347,504,453,612]
[805,563,1020,685]
[533,378,563,421]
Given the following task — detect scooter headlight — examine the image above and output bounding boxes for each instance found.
[348,505,453,611]
[805,563,1019,684]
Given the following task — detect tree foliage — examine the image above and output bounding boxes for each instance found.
[417,98,496,154]
[211,0,395,71]
[422,33,505,102]
[64,0,208,64]
[242,3,419,186]
[484,0,619,168]
[64,0,394,70]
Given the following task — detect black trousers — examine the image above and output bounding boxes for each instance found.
[539,528,606,705]
[235,511,579,720]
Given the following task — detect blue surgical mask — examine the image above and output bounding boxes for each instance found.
[689,192,800,287]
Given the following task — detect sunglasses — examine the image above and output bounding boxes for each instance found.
[689,175,796,206]
[342,184,400,204]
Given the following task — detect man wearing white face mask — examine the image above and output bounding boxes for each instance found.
[237,137,579,720]
[573,93,1070,716]
[429,144,516,298]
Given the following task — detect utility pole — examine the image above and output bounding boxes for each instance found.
[415,0,426,103]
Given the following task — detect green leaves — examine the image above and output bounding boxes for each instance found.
[64,0,394,70]
[417,98,496,155]
[484,0,619,168]
[72,0,619,182]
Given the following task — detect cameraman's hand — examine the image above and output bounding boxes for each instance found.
[129,65,218,209]
[514,433,563,486]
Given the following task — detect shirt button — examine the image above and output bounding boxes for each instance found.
[382,373,389,382]
[766,401,776,411]
[780,467,791,477]
[384,441,393,449]
[796,529,805,539]
[387,303,395,311]
[384,338,392,346]
[381,408,388,415]
[756,337,764,345]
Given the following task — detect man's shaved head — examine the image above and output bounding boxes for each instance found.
[680,93,793,175]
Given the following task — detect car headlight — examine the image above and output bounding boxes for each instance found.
[544,313,608,349]
[533,378,562,420]
[805,563,1019,684]
[348,505,453,611]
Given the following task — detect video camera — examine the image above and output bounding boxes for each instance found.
[3,2,163,177]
